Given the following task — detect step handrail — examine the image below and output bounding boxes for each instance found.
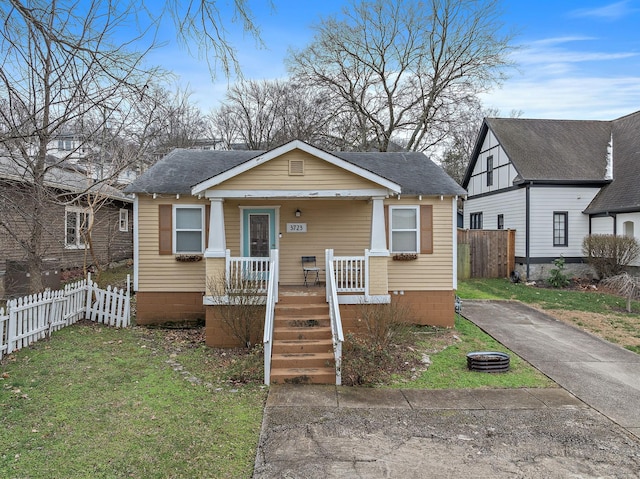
[325,249,345,385]
[263,249,279,385]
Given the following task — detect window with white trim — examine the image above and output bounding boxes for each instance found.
[553,212,568,246]
[119,208,129,232]
[389,206,420,253]
[173,205,205,253]
[65,206,90,248]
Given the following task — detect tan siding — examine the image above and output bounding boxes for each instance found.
[138,194,456,293]
[387,197,454,291]
[215,150,380,191]
[222,199,371,285]
[368,256,388,295]
[137,195,207,292]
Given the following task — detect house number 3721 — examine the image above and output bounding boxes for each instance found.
[286,223,307,233]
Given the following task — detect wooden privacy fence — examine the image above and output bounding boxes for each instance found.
[0,275,130,360]
[458,229,515,279]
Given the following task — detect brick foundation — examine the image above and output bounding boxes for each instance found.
[340,290,455,332]
[135,292,205,325]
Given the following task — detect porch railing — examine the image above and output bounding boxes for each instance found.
[263,249,279,385]
[325,249,345,385]
[327,250,369,294]
[226,250,271,293]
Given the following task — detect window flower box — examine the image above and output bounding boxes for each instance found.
[175,254,203,262]
[392,253,418,261]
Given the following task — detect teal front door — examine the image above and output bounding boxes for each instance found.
[242,209,277,257]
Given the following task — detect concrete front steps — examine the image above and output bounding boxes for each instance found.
[269,288,336,385]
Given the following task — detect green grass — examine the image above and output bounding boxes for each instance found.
[457,278,640,314]
[0,324,267,478]
[391,315,555,389]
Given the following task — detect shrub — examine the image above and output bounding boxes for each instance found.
[547,257,570,288]
[583,234,640,279]
[601,273,640,313]
[207,274,265,348]
[341,302,412,386]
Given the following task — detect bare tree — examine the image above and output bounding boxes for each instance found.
[0,1,158,292]
[287,0,516,152]
[0,0,267,293]
[163,0,268,78]
[210,79,333,149]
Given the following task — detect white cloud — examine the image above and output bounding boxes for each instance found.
[481,76,640,120]
[570,1,637,20]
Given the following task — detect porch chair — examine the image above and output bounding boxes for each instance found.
[301,256,320,286]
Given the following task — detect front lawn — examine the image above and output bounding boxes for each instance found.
[0,323,267,479]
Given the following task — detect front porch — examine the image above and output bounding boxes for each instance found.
[203,248,390,385]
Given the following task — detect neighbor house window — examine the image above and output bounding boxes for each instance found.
[486,156,494,186]
[119,208,129,232]
[497,214,504,230]
[173,206,205,253]
[389,206,420,253]
[623,221,634,238]
[553,212,568,246]
[470,212,483,229]
[65,206,90,248]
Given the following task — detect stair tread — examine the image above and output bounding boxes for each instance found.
[272,351,334,358]
[273,338,332,344]
[270,367,335,374]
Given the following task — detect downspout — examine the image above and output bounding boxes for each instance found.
[526,183,531,279]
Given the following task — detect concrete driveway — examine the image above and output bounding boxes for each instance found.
[462,300,640,437]
[253,300,640,478]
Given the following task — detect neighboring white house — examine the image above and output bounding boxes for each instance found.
[462,110,640,280]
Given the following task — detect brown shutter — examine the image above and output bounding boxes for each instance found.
[158,204,172,255]
[420,205,433,254]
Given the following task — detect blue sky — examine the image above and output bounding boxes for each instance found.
[145,0,640,120]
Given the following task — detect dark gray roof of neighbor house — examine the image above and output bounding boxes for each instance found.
[125,147,466,197]
[469,118,612,185]
[0,155,131,202]
[584,111,640,214]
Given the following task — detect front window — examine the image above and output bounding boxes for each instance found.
[65,207,90,248]
[553,212,568,246]
[486,156,494,186]
[470,212,483,229]
[389,206,419,253]
[174,206,204,253]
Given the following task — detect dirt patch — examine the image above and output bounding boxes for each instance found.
[531,306,640,350]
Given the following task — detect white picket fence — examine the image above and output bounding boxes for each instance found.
[0,274,130,360]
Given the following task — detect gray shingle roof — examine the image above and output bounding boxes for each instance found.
[485,118,612,182]
[584,111,640,214]
[125,146,466,197]
[0,156,131,202]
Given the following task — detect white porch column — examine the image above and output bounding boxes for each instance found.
[205,198,226,258]
[369,196,389,256]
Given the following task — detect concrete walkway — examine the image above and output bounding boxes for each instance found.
[462,300,640,438]
[254,300,640,477]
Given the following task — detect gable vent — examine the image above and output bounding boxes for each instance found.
[289,159,304,176]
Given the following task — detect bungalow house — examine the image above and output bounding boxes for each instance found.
[125,140,465,384]
[0,156,133,297]
[462,110,640,280]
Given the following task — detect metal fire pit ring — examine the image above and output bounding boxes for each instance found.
[466,351,510,373]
